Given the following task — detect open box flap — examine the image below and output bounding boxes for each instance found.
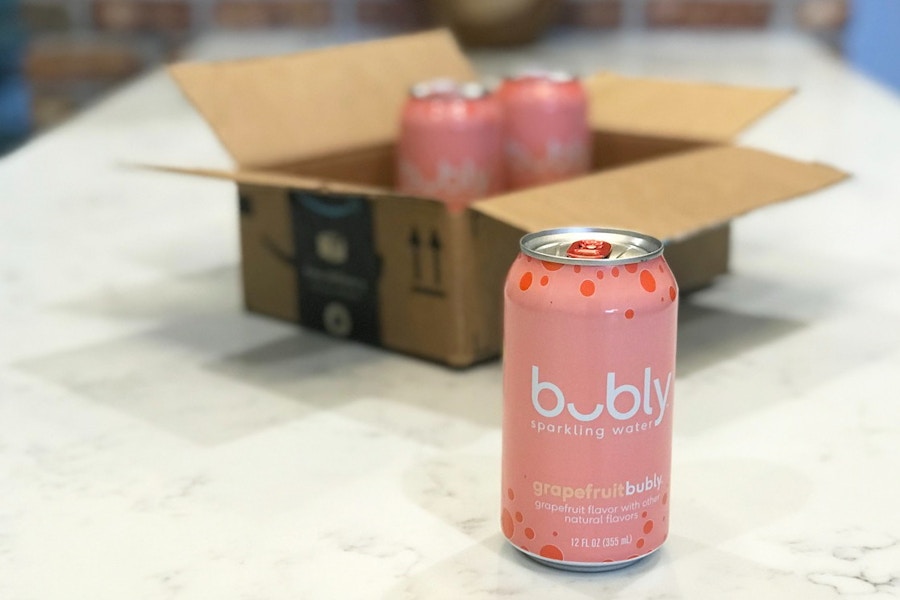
[586,73,794,143]
[145,164,393,196]
[168,30,476,168]
[471,146,848,242]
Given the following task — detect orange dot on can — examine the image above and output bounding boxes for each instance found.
[540,275,549,286]
[541,260,563,272]
[515,512,524,523]
[612,267,620,277]
[519,271,533,291]
[501,509,514,538]
[574,265,581,273]
[552,531,558,537]
[507,488,515,501]
[662,493,668,505]
[669,286,677,301]
[640,269,657,293]
[580,280,595,297]
[539,545,564,561]
[625,309,635,319]
[642,511,648,518]
[643,520,654,534]
[596,270,604,280]
[525,528,535,540]
[636,538,645,549]
[625,263,638,273]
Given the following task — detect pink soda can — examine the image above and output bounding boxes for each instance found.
[497,71,592,190]
[396,78,505,212]
[501,227,678,571]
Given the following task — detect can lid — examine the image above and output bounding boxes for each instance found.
[520,227,664,266]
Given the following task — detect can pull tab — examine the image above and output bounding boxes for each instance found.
[566,239,612,259]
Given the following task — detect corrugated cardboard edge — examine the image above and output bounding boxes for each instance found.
[167,29,477,169]
[140,163,395,198]
[471,146,849,243]
[585,72,795,143]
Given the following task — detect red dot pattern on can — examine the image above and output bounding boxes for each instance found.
[503,487,565,562]
[501,508,514,538]
[541,260,564,272]
[519,272,533,291]
[502,485,671,563]
[514,256,677,319]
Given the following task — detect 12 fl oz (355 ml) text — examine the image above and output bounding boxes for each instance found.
[571,535,634,549]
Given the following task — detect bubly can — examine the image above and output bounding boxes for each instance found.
[497,72,591,190]
[396,78,505,212]
[501,228,678,571]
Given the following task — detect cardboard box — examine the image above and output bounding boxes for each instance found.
[166,30,846,367]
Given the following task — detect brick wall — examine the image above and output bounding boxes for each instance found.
[11,0,848,137]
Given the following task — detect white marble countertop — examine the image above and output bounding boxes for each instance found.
[2,31,899,598]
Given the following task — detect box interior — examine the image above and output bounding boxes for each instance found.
[269,129,712,192]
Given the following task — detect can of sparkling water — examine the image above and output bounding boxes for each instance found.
[501,227,678,571]
[497,71,592,190]
[396,78,505,212]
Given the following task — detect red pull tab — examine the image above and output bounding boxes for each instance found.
[566,239,612,259]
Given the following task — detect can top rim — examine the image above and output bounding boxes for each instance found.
[410,79,488,100]
[520,227,664,266]
[505,69,577,83]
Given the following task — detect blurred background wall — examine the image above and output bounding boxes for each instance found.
[1,0,895,156]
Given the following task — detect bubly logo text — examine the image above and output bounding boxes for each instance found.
[532,365,672,426]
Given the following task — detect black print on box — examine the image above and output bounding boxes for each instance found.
[409,226,446,297]
[289,191,381,344]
